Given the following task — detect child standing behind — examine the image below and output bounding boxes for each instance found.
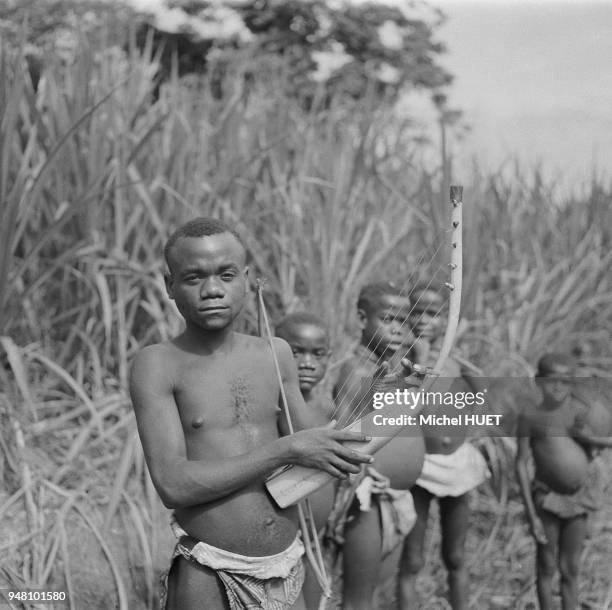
[398,283,489,610]
[333,281,425,610]
[275,312,335,608]
[516,353,611,610]
[275,312,333,426]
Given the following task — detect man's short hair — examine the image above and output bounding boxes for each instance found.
[536,353,575,377]
[275,312,329,339]
[357,281,404,313]
[164,217,245,267]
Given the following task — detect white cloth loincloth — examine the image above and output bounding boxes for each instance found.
[161,518,305,610]
[416,442,489,497]
[170,519,304,578]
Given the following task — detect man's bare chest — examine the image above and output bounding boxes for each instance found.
[173,355,280,428]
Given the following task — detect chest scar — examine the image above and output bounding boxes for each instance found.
[230,377,255,428]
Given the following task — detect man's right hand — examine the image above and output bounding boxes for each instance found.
[283,421,374,479]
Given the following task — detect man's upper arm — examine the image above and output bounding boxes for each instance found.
[129,346,187,496]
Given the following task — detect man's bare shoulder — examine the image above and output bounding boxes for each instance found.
[269,336,298,375]
[240,333,292,360]
[234,332,280,356]
[130,341,182,388]
[132,340,182,364]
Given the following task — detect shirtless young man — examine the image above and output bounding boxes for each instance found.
[129,218,373,609]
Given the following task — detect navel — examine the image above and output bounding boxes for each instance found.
[192,416,205,429]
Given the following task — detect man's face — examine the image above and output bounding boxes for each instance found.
[359,294,412,358]
[282,323,330,393]
[165,232,248,331]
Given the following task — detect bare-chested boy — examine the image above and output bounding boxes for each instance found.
[516,353,611,610]
[129,218,374,610]
[333,281,425,610]
[397,283,489,610]
[275,312,335,607]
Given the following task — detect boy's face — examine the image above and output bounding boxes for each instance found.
[282,323,330,393]
[409,306,444,342]
[165,232,248,331]
[359,294,412,358]
[537,376,573,405]
[409,289,444,341]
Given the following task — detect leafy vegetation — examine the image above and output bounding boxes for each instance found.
[0,12,610,610]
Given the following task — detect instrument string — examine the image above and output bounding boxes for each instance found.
[329,235,453,423]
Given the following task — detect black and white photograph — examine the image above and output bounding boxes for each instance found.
[1,0,611,608]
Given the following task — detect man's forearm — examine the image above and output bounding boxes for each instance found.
[156,437,291,509]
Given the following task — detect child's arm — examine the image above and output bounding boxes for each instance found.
[515,420,547,544]
[571,426,612,449]
[570,401,612,449]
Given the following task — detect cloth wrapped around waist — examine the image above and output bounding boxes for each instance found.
[162,518,305,610]
[416,442,489,497]
[354,469,417,556]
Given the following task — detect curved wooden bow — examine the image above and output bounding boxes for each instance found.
[266,186,464,508]
[422,184,463,381]
[256,281,332,598]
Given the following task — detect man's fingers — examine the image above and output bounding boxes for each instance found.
[332,429,372,442]
[330,457,362,475]
[322,463,347,479]
[336,446,373,464]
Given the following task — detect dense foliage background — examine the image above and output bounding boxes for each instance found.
[0,2,611,608]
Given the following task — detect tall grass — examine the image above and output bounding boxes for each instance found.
[0,27,611,608]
